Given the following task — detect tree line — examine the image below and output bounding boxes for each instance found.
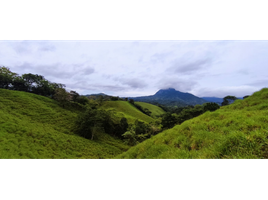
[0,66,89,107]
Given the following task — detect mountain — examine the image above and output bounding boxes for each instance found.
[129,88,207,107]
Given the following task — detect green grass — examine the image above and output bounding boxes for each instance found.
[135,101,166,118]
[0,89,129,158]
[116,88,268,159]
[100,101,154,123]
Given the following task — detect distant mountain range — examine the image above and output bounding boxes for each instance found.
[85,88,243,107]
[129,88,207,107]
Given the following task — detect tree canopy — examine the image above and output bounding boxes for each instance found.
[221,96,237,106]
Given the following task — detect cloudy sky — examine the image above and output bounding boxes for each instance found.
[1,40,268,98]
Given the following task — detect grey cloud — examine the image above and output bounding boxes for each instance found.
[248,79,268,87]
[12,41,33,54]
[157,77,197,92]
[82,67,95,75]
[237,68,249,75]
[102,74,112,79]
[38,44,56,52]
[150,52,172,63]
[123,79,147,89]
[195,85,258,98]
[14,62,95,80]
[114,77,147,89]
[168,58,212,74]
[67,81,126,92]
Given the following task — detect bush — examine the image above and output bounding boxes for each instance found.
[122,128,137,146]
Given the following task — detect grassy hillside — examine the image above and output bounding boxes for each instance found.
[0,89,129,158]
[100,101,154,123]
[117,88,268,159]
[135,101,166,118]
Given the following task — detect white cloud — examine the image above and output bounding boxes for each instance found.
[1,40,268,97]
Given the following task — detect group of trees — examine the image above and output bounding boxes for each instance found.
[161,102,220,130]
[122,119,161,145]
[0,66,89,107]
[74,106,129,140]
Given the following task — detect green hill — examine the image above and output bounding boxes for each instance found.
[100,101,154,123]
[135,101,166,118]
[116,88,268,159]
[0,89,129,158]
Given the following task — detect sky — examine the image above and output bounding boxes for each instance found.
[1,40,268,98]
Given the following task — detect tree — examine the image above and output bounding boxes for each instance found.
[143,108,152,116]
[122,128,137,146]
[203,102,220,112]
[111,96,119,101]
[22,73,44,92]
[53,88,71,107]
[12,76,27,91]
[76,96,89,105]
[119,117,128,135]
[221,96,237,106]
[74,108,111,140]
[70,90,80,102]
[190,105,204,117]
[0,67,18,89]
[98,95,104,104]
[129,99,135,105]
[161,112,177,129]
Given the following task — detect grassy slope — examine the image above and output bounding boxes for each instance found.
[135,101,166,118]
[100,101,154,123]
[0,89,129,158]
[117,88,268,159]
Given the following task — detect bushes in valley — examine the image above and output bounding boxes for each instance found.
[122,119,161,146]
[161,102,220,130]
[74,107,129,140]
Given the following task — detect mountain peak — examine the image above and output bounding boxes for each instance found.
[161,88,176,91]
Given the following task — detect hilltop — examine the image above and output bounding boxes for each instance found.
[100,101,155,123]
[117,88,268,159]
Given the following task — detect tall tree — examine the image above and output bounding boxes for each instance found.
[53,88,71,107]
[221,96,237,106]
[0,67,18,89]
[129,99,135,105]
[74,108,108,140]
[70,90,80,102]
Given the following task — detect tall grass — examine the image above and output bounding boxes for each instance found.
[100,101,154,123]
[0,89,129,158]
[135,101,166,118]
